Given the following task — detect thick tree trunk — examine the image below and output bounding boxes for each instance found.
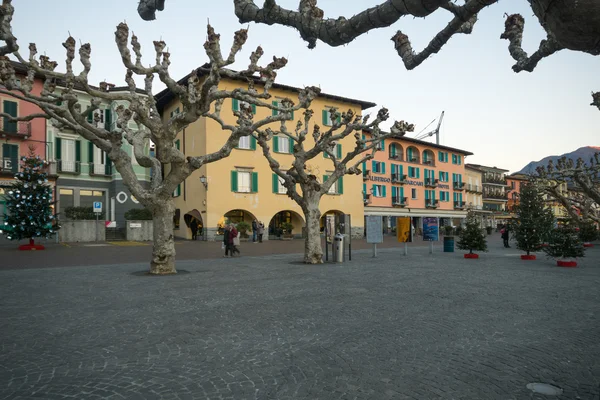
[302,192,323,264]
[150,199,177,274]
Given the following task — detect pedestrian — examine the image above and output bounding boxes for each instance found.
[223,225,232,257]
[252,219,258,243]
[258,221,265,243]
[230,223,240,255]
[190,218,198,240]
[502,225,510,248]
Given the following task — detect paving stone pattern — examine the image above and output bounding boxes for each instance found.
[0,246,599,399]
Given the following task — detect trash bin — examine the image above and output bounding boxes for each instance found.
[443,236,454,253]
[333,233,344,262]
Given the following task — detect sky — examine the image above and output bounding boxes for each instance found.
[10,0,599,173]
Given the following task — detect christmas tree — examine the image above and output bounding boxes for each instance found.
[457,211,487,254]
[2,148,59,249]
[544,223,585,259]
[514,182,555,255]
[577,220,599,244]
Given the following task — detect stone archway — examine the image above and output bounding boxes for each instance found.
[320,209,345,238]
[219,209,258,238]
[268,210,305,239]
[184,209,204,240]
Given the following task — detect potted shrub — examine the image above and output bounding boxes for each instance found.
[236,221,251,239]
[513,182,555,260]
[577,220,598,248]
[443,225,454,236]
[544,224,585,267]
[485,226,493,235]
[457,212,487,259]
[280,222,294,240]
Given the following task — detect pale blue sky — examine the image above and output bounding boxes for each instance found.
[11,1,599,173]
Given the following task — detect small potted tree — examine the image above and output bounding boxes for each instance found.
[457,211,488,259]
[577,220,598,248]
[513,182,555,260]
[280,222,294,240]
[544,224,585,267]
[236,221,252,240]
[485,226,493,235]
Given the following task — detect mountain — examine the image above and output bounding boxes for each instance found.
[517,146,600,175]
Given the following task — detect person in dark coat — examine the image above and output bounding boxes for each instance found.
[252,219,258,243]
[501,225,510,248]
[223,226,232,257]
[190,218,198,240]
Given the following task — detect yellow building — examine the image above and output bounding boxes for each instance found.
[156,71,376,241]
[464,165,489,226]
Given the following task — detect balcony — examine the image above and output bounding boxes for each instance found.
[392,196,407,207]
[0,157,19,176]
[88,162,112,177]
[389,152,404,161]
[466,184,481,193]
[422,159,435,166]
[407,157,420,164]
[363,194,372,205]
[0,117,31,138]
[57,160,81,175]
[391,173,407,184]
[483,175,507,185]
[43,161,58,177]
[453,182,465,191]
[483,192,508,201]
[425,199,439,209]
[454,201,466,210]
[362,170,371,181]
[424,178,438,188]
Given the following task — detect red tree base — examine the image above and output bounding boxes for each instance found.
[521,255,536,260]
[464,253,479,259]
[557,260,577,267]
[540,243,549,248]
[583,243,594,248]
[18,239,45,251]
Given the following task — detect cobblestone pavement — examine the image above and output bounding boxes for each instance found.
[0,244,599,399]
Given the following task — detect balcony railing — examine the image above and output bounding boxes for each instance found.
[483,192,508,200]
[391,173,407,184]
[57,160,81,175]
[425,199,439,208]
[88,162,112,177]
[466,184,481,193]
[43,161,58,176]
[454,201,466,209]
[0,157,19,175]
[362,170,371,181]
[453,182,465,191]
[483,175,507,185]
[407,156,420,164]
[422,159,435,166]
[392,196,407,207]
[424,178,438,188]
[389,152,404,161]
[363,193,372,205]
[0,116,31,137]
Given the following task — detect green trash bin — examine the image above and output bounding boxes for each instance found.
[443,236,454,252]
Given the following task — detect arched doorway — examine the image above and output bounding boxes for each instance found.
[269,210,305,239]
[218,209,257,237]
[320,209,345,239]
[184,209,204,240]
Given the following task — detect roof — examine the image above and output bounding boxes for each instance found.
[155,65,377,113]
[507,173,529,180]
[364,131,473,156]
[465,163,509,173]
[465,165,484,172]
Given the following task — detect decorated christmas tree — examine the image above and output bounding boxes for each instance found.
[457,211,487,254]
[2,148,59,249]
[514,182,555,256]
[577,220,599,244]
[543,223,585,260]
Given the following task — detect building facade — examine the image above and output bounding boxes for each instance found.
[507,172,570,221]
[156,71,376,241]
[464,165,488,227]
[47,86,151,229]
[466,164,511,228]
[362,134,473,236]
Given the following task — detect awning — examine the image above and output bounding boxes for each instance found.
[183,209,203,227]
[364,207,468,219]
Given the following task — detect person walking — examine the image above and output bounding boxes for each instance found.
[230,223,241,255]
[501,225,510,248]
[258,221,265,243]
[252,219,258,243]
[223,225,232,257]
[190,218,198,240]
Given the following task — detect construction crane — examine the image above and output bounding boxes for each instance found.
[414,111,445,144]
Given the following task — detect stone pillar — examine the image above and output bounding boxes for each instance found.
[351,226,364,239]
[205,227,219,242]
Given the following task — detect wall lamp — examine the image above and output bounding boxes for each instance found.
[199,175,208,190]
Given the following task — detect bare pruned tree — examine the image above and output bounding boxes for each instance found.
[0,0,297,274]
[535,155,600,224]
[230,0,600,109]
[251,103,413,263]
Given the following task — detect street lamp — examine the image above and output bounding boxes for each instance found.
[199,175,208,190]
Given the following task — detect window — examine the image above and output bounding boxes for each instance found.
[452,173,463,184]
[231,170,258,193]
[452,154,462,165]
[411,188,417,199]
[58,188,74,216]
[324,143,342,159]
[237,135,256,150]
[322,109,339,126]
[323,174,344,195]
[440,191,450,202]
[438,171,449,182]
[376,139,385,151]
[371,160,386,174]
[391,186,404,201]
[272,100,294,119]
[56,138,80,173]
[2,143,18,173]
[453,193,463,204]
[438,151,448,163]
[169,107,180,118]
[80,190,104,208]
[408,166,420,178]
[274,136,293,154]
[272,174,287,194]
[372,184,386,197]
[425,190,436,203]
[233,99,256,114]
[3,100,18,133]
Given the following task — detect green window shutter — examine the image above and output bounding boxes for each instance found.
[338,177,343,194]
[55,138,62,160]
[105,155,111,176]
[251,172,258,192]
[288,137,294,153]
[75,140,81,162]
[381,162,386,175]
[251,104,256,114]
[391,186,397,198]
[323,174,329,182]
[382,185,386,197]
[425,190,430,200]
[371,160,376,171]
[399,165,403,176]
[232,99,239,111]
[363,183,367,198]
[391,164,397,175]
[400,187,404,198]
[322,110,328,125]
[416,168,420,179]
[336,144,342,159]
[390,144,396,157]
[88,142,94,163]
[362,161,366,172]
[336,115,341,124]
[438,151,442,162]
[438,171,442,180]
[231,170,238,192]
[362,134,366,141]
[272,101,278,116]
[175,140,180,150]
[460,193,463,202]
[407,148,412,160]
[3,101,17,133]
[105,109,112,130]
[87,109,93,123]
[273,137,279,153]
[453,192,457,202]
[250,136,257,150]
[380,139,385,151]
[323,151,329,159]
[272,173,278,193]
[291,110,294,119]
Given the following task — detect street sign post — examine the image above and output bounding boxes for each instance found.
[93,202,102,241]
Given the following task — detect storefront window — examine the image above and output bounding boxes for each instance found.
[59,188,74,216]
[79,190,104,208]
